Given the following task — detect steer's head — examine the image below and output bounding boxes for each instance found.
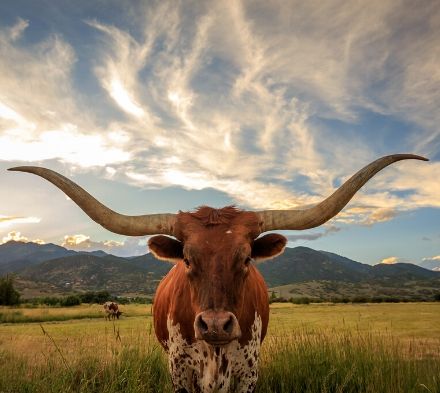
[8,154,427,345]
[148,206,287,345]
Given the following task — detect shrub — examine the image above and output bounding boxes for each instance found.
[269,297,289,304]
[39,297,61,306]
[0,275,21,305]
[61,295,81,307]
[291,297,310,305]
[79,291,112,304]
[351,296,368,303]
[384,297,400,303]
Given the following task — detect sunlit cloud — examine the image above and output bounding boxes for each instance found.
[0,2,439,232]
[109,77,145,118]
[0,100,34,129]
[61,234,147,257]
[1,230,45,244]
[0,19,132,168]
[423,255,440,261]
[62,234,90,247]
[380,256,399,265]
[0,215,40,228]
[0,124,131,167]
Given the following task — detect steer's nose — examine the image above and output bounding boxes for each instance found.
[194,310,241,345]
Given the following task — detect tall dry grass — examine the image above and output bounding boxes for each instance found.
[0,303,439,392]
[257,329,440,392]
[0,303,151,323]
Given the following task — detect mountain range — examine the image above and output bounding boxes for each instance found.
[1,241,439,298]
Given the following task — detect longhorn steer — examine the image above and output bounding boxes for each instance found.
[8,154,427,393]
[103,301,122,321]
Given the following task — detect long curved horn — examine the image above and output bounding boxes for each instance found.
[8,166,175,236]
[257,154,428,232]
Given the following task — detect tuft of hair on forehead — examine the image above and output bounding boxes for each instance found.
[189,205,242,226]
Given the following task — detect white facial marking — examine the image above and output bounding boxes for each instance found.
[225,230,233,234]
[166,313,262,393]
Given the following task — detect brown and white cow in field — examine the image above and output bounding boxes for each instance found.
[9,154,427,392]
[103,301,122,321]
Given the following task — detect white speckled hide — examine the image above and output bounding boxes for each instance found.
[166,313,262,393]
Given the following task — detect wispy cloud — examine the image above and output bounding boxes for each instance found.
[0,2,439,229]
[0,215,40,228]
[423,255,440,261]
[0,19,132,168]
[285,225,341,243]
[419,255,440,270]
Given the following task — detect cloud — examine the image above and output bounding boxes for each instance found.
[423,255,440,261]
[61,234,147,257]
[285,225,341,243]
[0,19,132,168]
[1,4,439,228]
[0,123,131,166]
[380,256,399,264]
[0,230,146,256]
[7,17,28,41]
[420,256,440,270]
[0,215,40,228]
[1,230,45,244]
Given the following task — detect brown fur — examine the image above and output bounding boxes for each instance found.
[187,205,244,226]
[150,207,286,392]
[151,207,284,346]
[103,301,122,321]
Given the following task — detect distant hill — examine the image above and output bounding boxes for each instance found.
[1,241,439,297]
[319,250,372,274]
[370,262,438,280]
[271,279,440,300]
[258,247,439,287]
[0,241,114,274]
[259,247,365,287]
[18,253,172,294]
[420,259,440,271]
[0,241,76,274]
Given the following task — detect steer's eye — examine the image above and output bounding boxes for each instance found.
[183,258,190,268]
[244,256,253,266]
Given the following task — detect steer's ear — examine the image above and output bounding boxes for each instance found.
[251,233,287,262]
[148,235,183,263]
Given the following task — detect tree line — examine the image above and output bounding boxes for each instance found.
[0,276,20,305]
[0,276,151,306]
[2,276,440,306]
[269,292,440,304]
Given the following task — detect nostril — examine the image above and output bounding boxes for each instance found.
[223,315,233,334]
[197,315,208,333]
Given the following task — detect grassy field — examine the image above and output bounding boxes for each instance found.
[0,303,151,323]
[0,303,439,392]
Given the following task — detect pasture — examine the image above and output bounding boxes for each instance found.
[0,303,439,392]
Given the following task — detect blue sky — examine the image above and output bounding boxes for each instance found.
[0,1,439,264]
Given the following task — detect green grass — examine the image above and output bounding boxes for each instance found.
[0,303,151,323]
[0,344,171,393]
[258,330,439,393]
[0,303,439,392]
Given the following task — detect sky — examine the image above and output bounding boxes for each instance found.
[0,0,439,265]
